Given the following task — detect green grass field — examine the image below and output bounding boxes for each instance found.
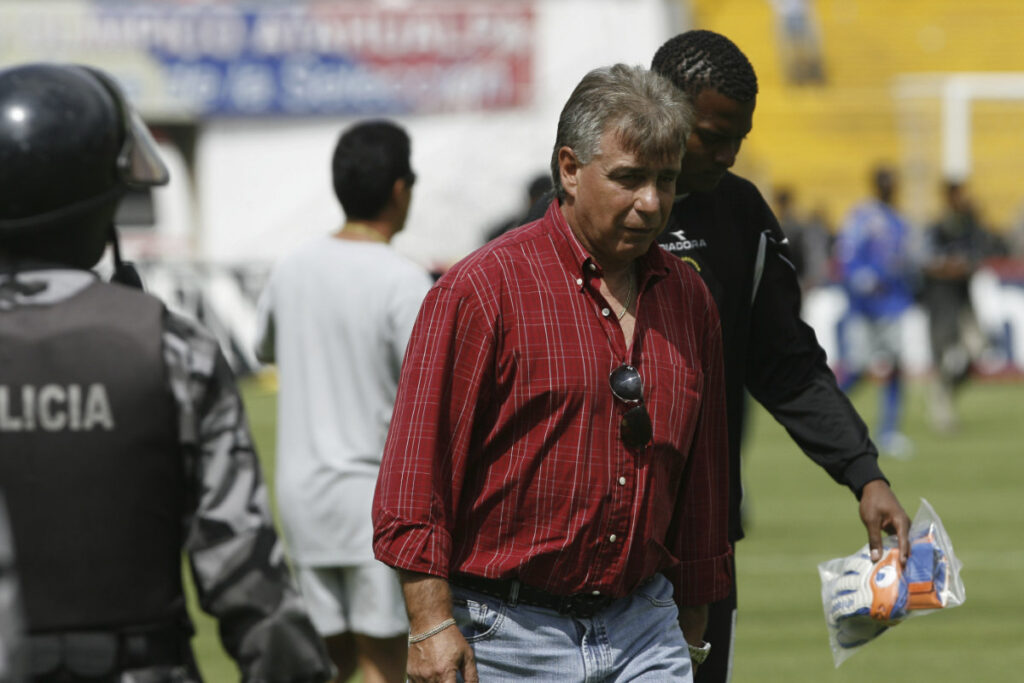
[189,375,1024,681]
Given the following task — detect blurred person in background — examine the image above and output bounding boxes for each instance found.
[651,31,911,682]
[921,180,987,432]
[483,172,553,244]
[0,495,24,683]
[0,63,331,683]
[1006,197,1024,258]
[773,185,833,294]
[835,164,916,458]
[256,120,433,683]
[375,64,729,683]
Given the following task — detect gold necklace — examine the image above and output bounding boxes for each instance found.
[338,222,388,243]
[617,273,635,320]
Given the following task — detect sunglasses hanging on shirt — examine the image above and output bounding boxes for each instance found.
[608,364,653,448]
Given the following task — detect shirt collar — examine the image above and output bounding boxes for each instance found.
[543,199,671,286]
[0,268,97,308]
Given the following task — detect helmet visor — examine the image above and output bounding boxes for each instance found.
[83,66,169,188]
[120,106,170,187]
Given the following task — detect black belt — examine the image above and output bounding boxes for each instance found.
[28,623,187,679]
[451,574,615,619]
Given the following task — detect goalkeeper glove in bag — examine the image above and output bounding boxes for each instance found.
[826,529,949,648]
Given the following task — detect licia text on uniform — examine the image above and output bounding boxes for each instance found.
[0,383,115,432]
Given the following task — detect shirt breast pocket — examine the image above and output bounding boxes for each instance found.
[643,354,704,471]
[640,354,706,549]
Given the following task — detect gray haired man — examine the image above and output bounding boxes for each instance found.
[374,64,729,682]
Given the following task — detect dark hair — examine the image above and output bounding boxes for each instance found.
[550,64,693,199]
[332,120,414,220]
[873,164,896,190]
[651,30,758,103]
[527,174,553,204]
[943,179,964,198]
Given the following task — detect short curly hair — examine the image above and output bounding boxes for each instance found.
[651,30,758,103]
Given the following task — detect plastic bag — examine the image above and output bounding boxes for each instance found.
[818,498,965,667]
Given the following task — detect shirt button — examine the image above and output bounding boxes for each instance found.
[601,307,611,317]
[592,590,601,596]
[609,534,617,543]
[576,278,583,286]
[589,263,598,271]
[618,476,626,485]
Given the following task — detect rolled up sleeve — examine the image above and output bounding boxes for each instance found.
[372,281,495,578]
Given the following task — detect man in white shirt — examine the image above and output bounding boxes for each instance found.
[256,120,434,683]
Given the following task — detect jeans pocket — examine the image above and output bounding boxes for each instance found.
[635,574,677,609]
[452,592,507,643]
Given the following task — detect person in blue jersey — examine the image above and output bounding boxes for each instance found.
[835,164,917,457]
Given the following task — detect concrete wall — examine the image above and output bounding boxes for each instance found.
[193,0,685,268]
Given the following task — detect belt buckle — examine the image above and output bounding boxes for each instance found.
[561,593,612,618]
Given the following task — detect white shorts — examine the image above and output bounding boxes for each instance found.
[294,561,408,639]
[842,314,904,372]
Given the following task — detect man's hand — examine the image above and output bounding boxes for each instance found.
[399,571,479,683]
[678,604,709,672]
[859,479,911,565]
[677,604,708,646]
[407,625,478,683]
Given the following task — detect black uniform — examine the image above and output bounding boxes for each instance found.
[0,61,333,682]
[0,493,22,683]
[0,268,332,683]
[657,172,886,681]
[922,207,985,386]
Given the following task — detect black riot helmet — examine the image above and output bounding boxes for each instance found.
[0,63,168,277]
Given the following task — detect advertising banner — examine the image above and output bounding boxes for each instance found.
[0,1,535,117]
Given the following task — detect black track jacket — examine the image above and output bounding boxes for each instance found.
[658,172,886,542]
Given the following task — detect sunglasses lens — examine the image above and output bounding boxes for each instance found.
[609,364,643,403]
[620,405,653,448]
[610,364,650,447]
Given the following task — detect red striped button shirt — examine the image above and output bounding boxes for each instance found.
[373,201,732,606]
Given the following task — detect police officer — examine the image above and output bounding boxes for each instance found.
[0,64,332,683]
[0,494,25,683]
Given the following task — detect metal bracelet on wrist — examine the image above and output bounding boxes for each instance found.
[408,617,456,644]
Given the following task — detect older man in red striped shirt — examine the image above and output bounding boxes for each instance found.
[373,63,731,683]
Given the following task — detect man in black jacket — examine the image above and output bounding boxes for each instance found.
[651,31,911,681]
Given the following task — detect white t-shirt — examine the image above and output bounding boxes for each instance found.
[255,234,433,565]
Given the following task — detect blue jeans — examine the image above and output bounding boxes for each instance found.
[451,573,693,682]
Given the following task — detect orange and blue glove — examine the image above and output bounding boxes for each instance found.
[826,530,948,648]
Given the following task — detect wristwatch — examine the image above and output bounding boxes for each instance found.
[688,640,712,666]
